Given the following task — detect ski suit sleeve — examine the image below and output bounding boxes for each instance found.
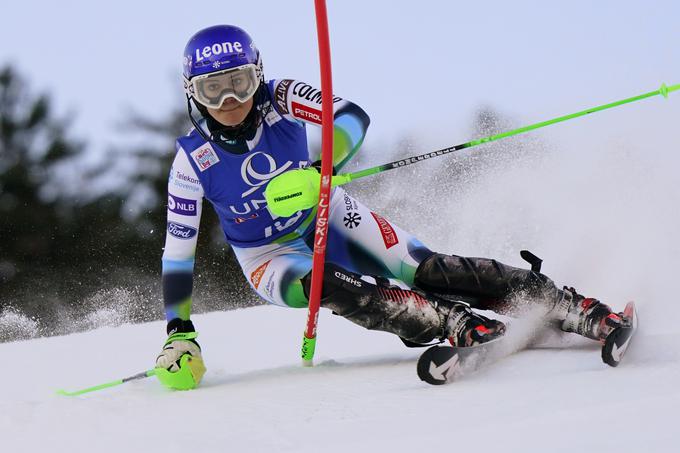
[161,145,204,322]
[271,79,370,171]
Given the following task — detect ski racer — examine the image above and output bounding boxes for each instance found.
[155,24,631,389]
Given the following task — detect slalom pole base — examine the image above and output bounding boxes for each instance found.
[301,334,317,367]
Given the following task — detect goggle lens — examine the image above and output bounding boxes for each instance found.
[191,65,259,108]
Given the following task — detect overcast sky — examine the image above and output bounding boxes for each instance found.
[1,0,678,160]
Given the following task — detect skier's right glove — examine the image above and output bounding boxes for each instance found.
[155,319,206,390]
[265,161,338,217]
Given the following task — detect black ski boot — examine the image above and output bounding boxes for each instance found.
[553,286,625,342]
[554,286,638,366]
[444,304,506,347]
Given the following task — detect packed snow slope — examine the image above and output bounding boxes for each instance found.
[1,306,678,453]
[3,109,680,452]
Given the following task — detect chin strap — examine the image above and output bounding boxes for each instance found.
[186,96,213,143]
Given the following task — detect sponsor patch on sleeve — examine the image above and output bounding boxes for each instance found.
[190,143,220,171]
[171,170,201,193]
[167,221,198,240]
[291,101,322,124]
[168,194,197,216]
[370,212,399,249]
[274,79,293,114]
[291,81,342,105]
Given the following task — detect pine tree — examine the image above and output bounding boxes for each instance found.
[0,65,84,273]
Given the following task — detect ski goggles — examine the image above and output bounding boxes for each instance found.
[188,64,259,108]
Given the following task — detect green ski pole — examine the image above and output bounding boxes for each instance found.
[56,369,156,396]
[266,82,679,217]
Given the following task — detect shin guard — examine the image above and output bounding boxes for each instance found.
[302,264,447,344]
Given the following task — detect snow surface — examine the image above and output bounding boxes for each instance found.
[1,305,678,453]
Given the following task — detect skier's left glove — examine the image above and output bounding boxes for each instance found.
[155,319,206,390]
[310,159,337,175]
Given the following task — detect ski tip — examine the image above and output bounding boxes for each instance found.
[417,346,459,385]
[623,301,637,324]
[601,301,637,367]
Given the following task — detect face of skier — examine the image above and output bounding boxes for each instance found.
[207,97,254,126]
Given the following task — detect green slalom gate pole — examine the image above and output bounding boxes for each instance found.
[266,82,679,218]
[56,369,156,396]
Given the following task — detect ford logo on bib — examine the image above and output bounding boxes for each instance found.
[167,222,198,240]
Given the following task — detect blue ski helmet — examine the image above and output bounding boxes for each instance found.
[182,25,264,108]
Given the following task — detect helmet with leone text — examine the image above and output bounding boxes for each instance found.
[183,25,264,110]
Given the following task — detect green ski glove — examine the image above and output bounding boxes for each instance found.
[155,320,206,390]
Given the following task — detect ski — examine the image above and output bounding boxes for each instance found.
[418,301,638,384]
[417,337,510,385]
[601,301,638,367]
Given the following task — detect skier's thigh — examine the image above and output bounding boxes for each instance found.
[328,189,432,285]
[233,242,312,308]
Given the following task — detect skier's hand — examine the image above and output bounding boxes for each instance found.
[265,160,344,217]
[264,167,320,217]
[310,159,337,175]
[155,319,206,390]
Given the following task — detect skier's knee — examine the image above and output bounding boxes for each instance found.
[300,263,372,306]
[300,264,443,344]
